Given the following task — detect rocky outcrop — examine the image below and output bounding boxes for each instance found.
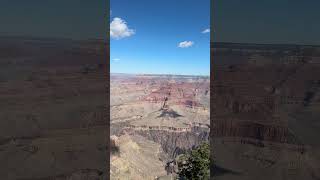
[123,127,209,159]
[0,37,107,180]
[110,134,167,180]
[212,42,320,180]
[110,74,210,179]
[213,120,301,145]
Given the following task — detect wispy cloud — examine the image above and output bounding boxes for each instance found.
[110,17,135,40]
[178,41,194,48]
[201,28,210,34]
[113,58,120,62]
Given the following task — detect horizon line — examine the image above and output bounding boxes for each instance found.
[110,72,210,77]
[2,35,320,47]
[212,41,320,47]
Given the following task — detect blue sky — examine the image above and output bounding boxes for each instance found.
[110,0,210,76]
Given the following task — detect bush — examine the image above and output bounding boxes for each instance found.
[177,142,210,180]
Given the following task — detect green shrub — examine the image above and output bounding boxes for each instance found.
[177,142,210,180]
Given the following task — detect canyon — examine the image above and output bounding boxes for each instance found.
[212,42,320,180]
[2,36,319,180]
[0,37,108,179]
[110,74,210,179]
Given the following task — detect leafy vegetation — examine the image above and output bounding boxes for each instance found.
[177,142,210,180]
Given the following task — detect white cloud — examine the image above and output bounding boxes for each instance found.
[202,28,210,34]
[178,41,194,48]
[113,58,120,62]
[110,17,135,40]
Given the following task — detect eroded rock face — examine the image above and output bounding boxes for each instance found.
[0,37,107,180]
[110,134,166,180]
[110,74,210,179]
[213,120,300,145]
[211,42,320,180]
[123,127,209,158]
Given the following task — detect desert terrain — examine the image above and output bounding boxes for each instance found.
[212,42,320,180]
[0,36,108,179]
[110,74,210,179]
